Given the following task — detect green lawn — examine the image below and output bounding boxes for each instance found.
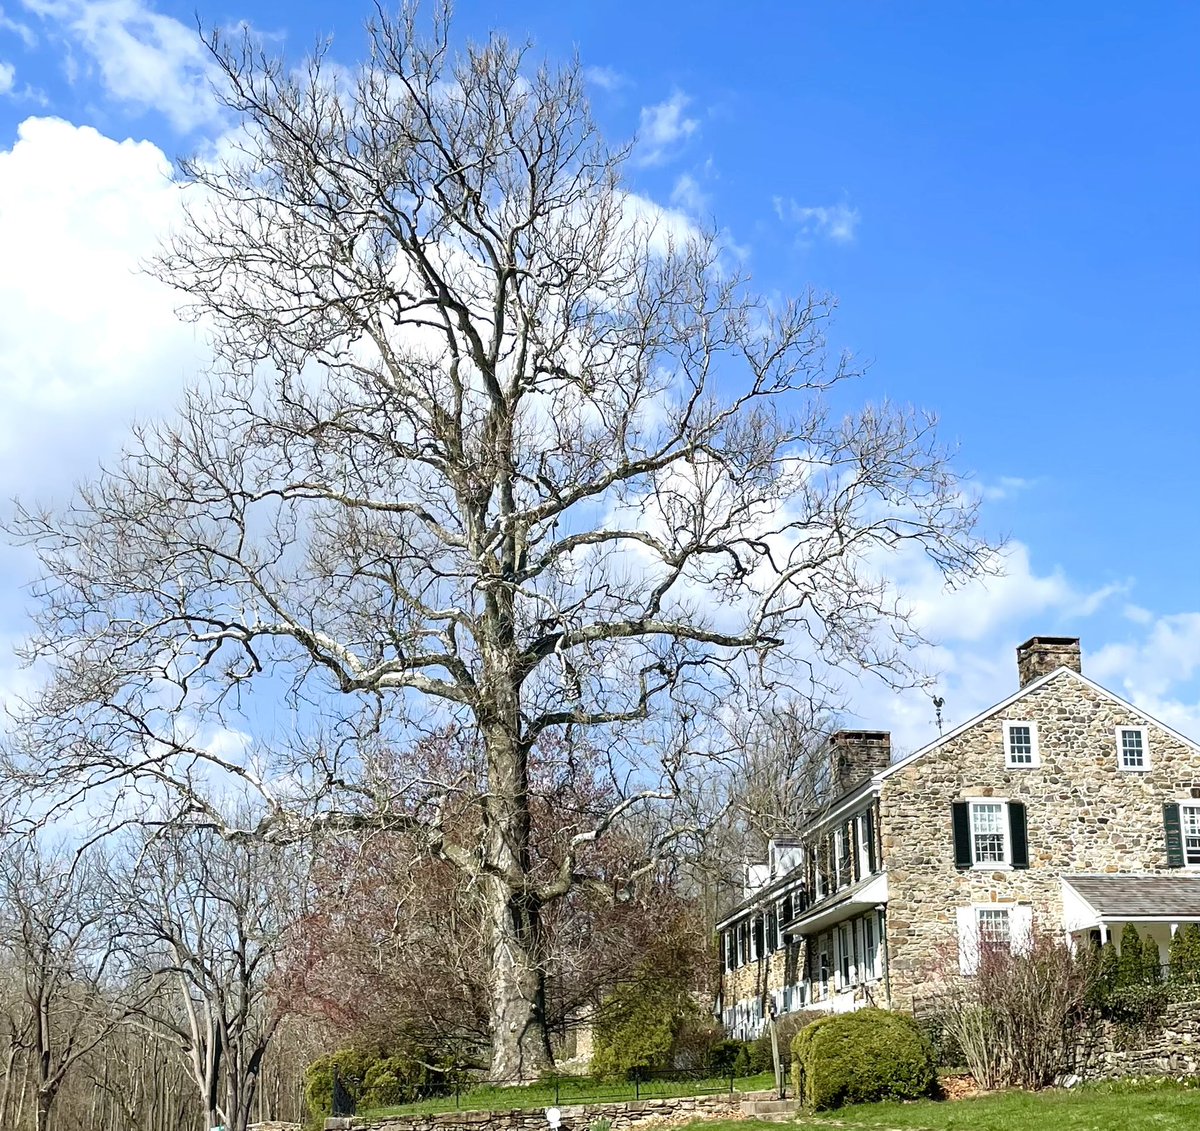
[710,1079,1200,1131]
[362,1072,777,1118]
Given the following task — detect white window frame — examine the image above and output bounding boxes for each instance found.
[1002,720,1040,768]
[835,824,853,889]
[956,903,1033,974]
[1116,725,1150,772]
[856,811,874,876]
[1182,802,1200,866]
[863,912,881,981]
[968,798,1011,869]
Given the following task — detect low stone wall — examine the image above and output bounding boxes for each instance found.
[326,1090,757,1131]
[1076,1001,1200,1079]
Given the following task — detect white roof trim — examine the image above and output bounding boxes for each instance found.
[872,666,1200,787]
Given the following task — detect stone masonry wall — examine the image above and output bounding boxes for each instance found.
[329,1090,749,1131]
[720,938,801,1017]
[880,669,1200,1008]
[1076,1001,1200,1078]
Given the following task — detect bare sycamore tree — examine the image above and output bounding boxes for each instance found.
[5,6,994,1078]
[118,826,307,1131]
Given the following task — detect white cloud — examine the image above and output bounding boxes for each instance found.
[0,60,14,93]
[584,65,627,92]
[0,6,36,45]
[637,90,698,166]
[0,116,203,505]
[670,172,709,216]
[773,197,860,244]
[19,0,222,131]
[895,541,1120,646]
[979,475,1036,502]
[1123,604,1154,625]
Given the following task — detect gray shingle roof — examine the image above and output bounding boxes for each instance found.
[1066,874,1200,918]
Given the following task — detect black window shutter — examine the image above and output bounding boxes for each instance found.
[866,805,879,874]
[1165,803,1185,867]
[951,800,972,870]
[1008,801,1030,869]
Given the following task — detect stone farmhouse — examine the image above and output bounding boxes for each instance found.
[716,635,1200,1039]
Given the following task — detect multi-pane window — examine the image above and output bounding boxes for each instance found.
[1184,804,1200,865]
[977,908,1011,949]
[1008,726,1033,763]
[863,914,879,979]
[836,825,852,888]
[817,934,831,996]
[1119,727,1148,771]
[838,923,852,984]
[1003,720,1039,767]
[971,802,1008,865]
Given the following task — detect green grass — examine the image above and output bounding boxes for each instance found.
[699,1078,1200,1130]
[361,1071,777,1118]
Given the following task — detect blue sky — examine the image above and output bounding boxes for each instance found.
[1,0,1199,751]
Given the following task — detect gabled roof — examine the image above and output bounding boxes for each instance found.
[873,666,1200,786]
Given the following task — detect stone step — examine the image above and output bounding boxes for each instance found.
[740,1098,798,1116]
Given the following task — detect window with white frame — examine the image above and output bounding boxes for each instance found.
[863,914,880,980]
[977,907,1011,949]
[1184,803,1200,865]
[970,800,1009,865]
[1003,720,1039,768]
[1117,726,1149,771]
[838,923,852,986]
[956,904,1031,974]
[836,825,852,888]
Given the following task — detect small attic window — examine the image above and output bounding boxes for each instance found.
[1117,726,1150,772]
[1003,720,1040,768]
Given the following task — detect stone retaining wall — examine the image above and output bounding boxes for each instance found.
[1077,1001,1200,1079]
[325,1090,755,1131]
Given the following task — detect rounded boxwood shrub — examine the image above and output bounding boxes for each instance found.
[790,1008,939,1111]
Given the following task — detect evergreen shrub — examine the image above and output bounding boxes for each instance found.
[789,1009,938,1110]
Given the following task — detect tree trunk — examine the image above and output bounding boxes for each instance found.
[485,872,554,1081]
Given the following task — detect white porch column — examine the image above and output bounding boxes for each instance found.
[1099,922,1109,945]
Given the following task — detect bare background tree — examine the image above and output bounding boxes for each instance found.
[0,830,313,1131]
[118,823,310,1131]
[5,3,994,1079]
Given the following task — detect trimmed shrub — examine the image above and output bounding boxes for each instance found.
[1141,934,1163,984]
[1170,924,1200,984]
[1117,924,1147,986]
[732,1043,752,1077]
[789,1009,938,1111]
[305,1045,453,1121]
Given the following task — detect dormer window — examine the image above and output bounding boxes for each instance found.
[1117,726,1150,772]
[1003,720,1040,768]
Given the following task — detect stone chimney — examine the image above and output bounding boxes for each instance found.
[1017,635,1082,687]
[830,730,892,795]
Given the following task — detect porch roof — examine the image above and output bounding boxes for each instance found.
[782,871,888,937]
[1064,874,1200,921]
